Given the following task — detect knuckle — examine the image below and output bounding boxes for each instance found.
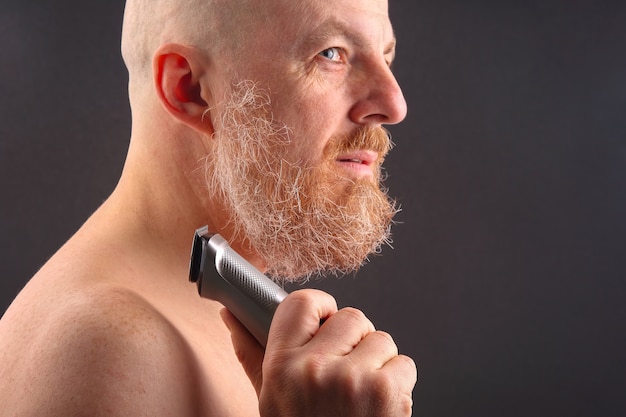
[300,352,327,384]
[338,307,368,326]
[363,330,399,357]
[399,354,418,379]
[286,289,336,312]
[335,362,359,391]
[365,371,414,416]
[400,393,414,416]
[287,289,317,306]
[330,362,365,405]
[371,330,396,346]
[360,373,397,414]
[370,370,396,396]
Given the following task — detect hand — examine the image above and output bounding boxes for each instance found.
[221,289,417,417]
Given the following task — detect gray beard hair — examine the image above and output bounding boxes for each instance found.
[203,80,398,282]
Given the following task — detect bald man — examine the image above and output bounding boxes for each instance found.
[0,0,417,416]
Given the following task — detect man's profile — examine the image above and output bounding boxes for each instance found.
[0,0,417,415]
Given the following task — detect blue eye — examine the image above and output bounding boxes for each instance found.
[319,47,341,61]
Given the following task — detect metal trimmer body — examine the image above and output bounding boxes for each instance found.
[189,226,288,346]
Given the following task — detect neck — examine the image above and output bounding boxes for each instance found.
[96,122,266,278]
[106,136,209,258]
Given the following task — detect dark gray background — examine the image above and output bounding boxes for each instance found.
[1,1,625,416]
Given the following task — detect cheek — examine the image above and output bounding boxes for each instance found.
[281,132,326,167]
[274,97,340,165]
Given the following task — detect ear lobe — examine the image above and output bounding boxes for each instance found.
[154,45,213,132]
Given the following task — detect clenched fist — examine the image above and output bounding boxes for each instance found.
[222,289,417,417]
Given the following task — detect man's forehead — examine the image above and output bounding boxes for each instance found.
[281,0,394,40]
[298,16,396,63]
[224,0,395,70]
[270,0,390,23]
[301,0,388,12]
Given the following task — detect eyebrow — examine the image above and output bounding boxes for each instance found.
[384,38,397,65]
[303,17,397,63]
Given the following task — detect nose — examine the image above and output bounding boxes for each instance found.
[349,63,407,126]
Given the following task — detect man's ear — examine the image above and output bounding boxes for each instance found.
[153,44,214,133]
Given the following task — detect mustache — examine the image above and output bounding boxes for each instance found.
[325,126,394,161]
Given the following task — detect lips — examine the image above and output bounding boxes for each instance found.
[336,150,377,166]
[335,150,379,179]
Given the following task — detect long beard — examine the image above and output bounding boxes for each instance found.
[204,80,398,282]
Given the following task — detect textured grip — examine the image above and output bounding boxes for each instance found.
[216,245,285,314]
[189,227,288,346]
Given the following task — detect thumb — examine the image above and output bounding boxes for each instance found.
[220,308,265,395]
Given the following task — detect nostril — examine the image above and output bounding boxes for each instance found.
[349,70,407,126]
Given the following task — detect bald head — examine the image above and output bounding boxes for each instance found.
[121,0,259,87]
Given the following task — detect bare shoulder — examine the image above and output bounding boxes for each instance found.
[0,283,210,417]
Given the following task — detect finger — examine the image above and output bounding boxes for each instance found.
[348,330,399,368]
[220,308,265,396]
[268,289,338,350]
[309,307,376,356]
[362,354,417,417]
[379,354,418,395]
